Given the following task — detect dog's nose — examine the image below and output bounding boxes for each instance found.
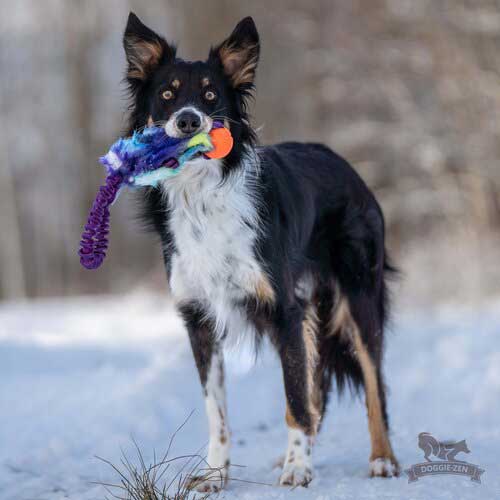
[176,111,201,135]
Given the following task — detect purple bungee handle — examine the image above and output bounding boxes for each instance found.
[78,173,122,270]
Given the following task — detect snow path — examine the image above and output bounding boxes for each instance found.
[0,292,499,499]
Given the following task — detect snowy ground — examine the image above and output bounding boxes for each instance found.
[0,291,499,500]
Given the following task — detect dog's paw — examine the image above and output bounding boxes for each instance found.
[279,462,313,487]
[186,466,228,493]
[369,457,400,478]
[279,428,314,487]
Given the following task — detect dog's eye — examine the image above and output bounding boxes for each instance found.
[162,90,175,100]
[204,90,217,102]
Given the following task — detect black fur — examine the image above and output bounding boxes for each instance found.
[253,143,394,427]
[179,301,217,390]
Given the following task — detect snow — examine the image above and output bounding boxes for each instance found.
[0,292,499,499]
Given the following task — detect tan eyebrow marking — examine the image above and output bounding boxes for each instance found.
[201,77,210,87]
[171,79,180,89]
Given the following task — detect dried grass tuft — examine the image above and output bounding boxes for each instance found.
[93,412,224,500]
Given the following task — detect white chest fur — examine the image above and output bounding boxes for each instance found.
[161,155,272,339]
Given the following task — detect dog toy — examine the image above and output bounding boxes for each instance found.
[79,121,233,270]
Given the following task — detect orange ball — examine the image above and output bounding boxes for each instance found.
[206,127,234,159]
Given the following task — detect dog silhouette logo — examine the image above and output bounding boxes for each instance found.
[418,432,470,462]
[405,432,484,483]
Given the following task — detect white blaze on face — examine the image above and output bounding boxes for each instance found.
[164,106,213,138]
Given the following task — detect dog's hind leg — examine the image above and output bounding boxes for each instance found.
[347,295,399,478]
[179,302,230,492]
[273,302,320,487]
[353,328,398,477]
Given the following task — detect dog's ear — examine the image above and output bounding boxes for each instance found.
[210,17,260,89]
[123,12,175,85]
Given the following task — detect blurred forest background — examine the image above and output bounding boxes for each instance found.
[0,0,499,306]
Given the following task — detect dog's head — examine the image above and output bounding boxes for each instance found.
[123,12,259,166]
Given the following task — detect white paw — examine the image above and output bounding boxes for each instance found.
[279,427,314,487]
[187,467,228,493]
[280,462,313,487]
[369,457,400,478]
[190,478,222,493]
[193,438,229,492]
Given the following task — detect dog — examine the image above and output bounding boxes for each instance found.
[122,12,399,491]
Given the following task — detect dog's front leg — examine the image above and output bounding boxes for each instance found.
[180,303,230,492]
[274,303,319,487]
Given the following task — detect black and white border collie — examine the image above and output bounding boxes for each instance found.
[122,12,399,492]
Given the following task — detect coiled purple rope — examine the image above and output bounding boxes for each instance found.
[78,173,122,270]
